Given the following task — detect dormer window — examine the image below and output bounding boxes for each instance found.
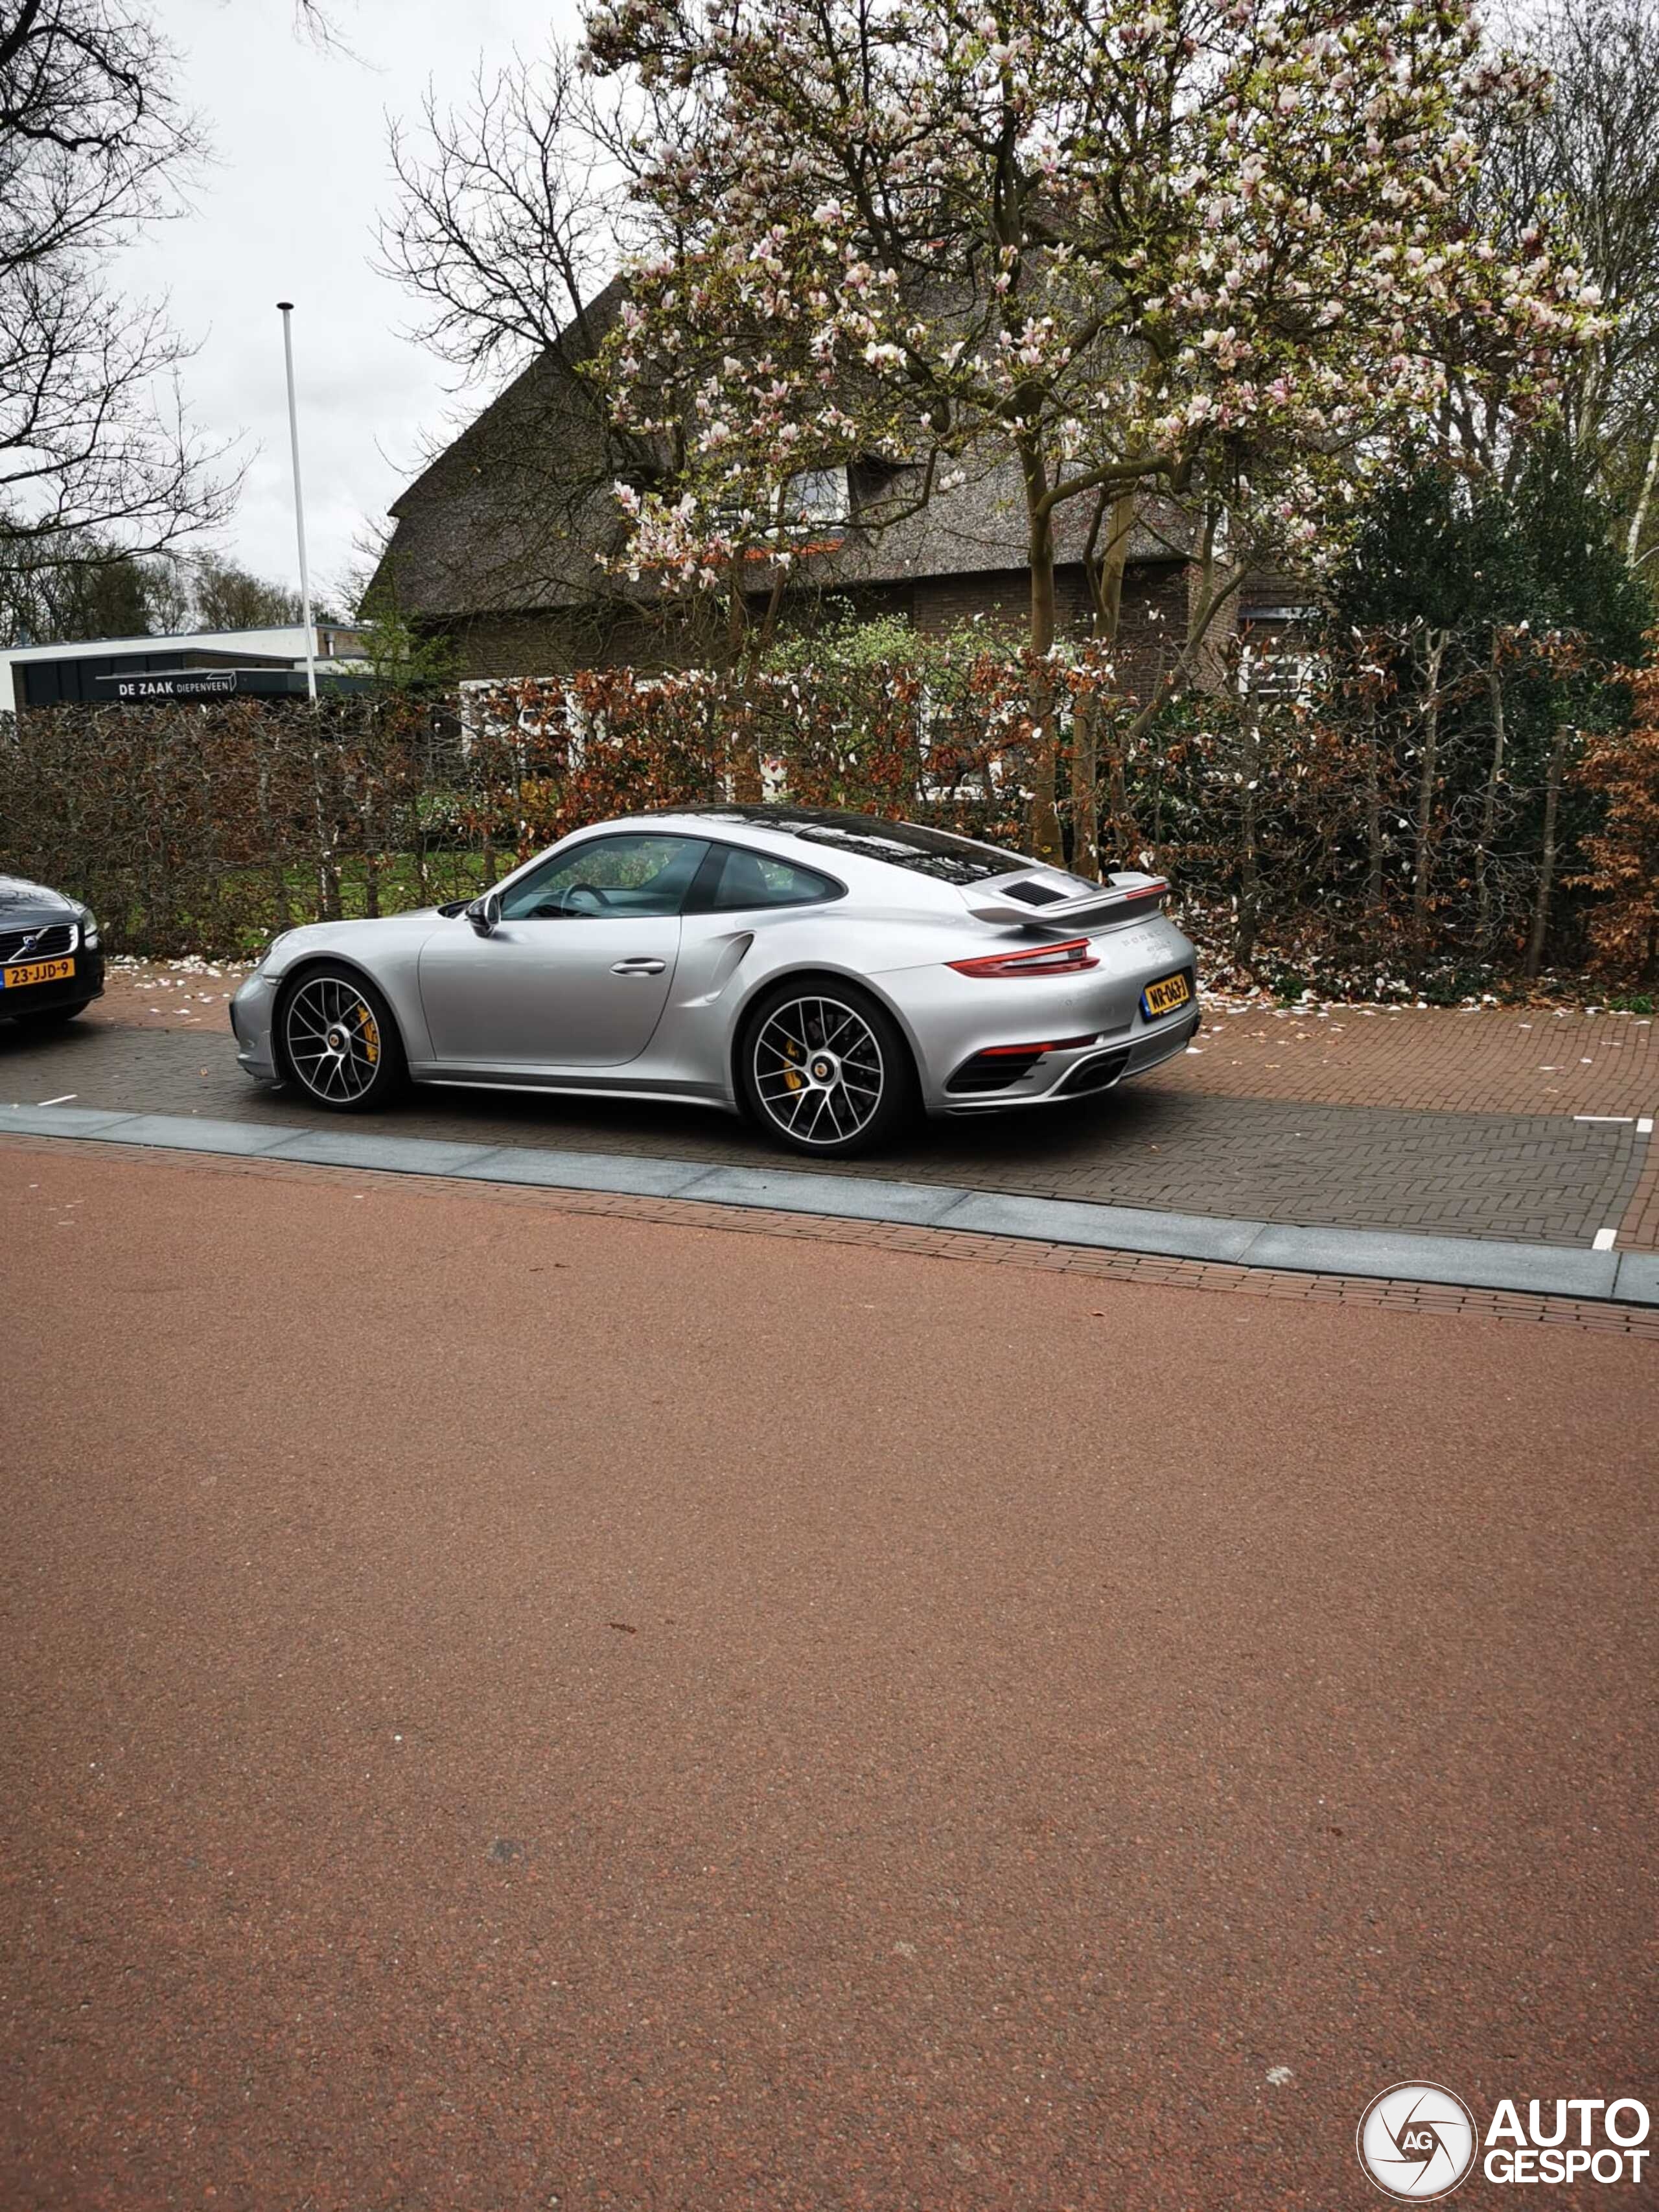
[777,467,850,528]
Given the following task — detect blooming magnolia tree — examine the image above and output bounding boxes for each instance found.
[583,0,1605,854]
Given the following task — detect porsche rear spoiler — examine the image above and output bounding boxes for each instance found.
[963,875,1169,928]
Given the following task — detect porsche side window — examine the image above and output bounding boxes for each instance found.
[697,846,842,912]
[500,835,710,920]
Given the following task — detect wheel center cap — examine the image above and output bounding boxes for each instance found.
[810,1055,835,1084]
[325,1027,347,1052]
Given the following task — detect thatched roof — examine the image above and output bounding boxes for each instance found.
[371,283,1193,622]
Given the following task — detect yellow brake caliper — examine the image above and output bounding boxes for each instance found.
[356,1003,380,1065]
[782,1040,802,1091]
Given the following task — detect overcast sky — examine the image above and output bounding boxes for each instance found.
[124,0,581,609]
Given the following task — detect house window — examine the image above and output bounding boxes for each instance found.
[1238,631,1322,706]
[778,468,850,528]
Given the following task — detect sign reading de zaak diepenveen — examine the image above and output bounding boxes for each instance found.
[108,671,239,701]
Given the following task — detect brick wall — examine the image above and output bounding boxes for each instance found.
[865,559,1195,700]
[437,558,1202,701]
[1120,562,1192,699]
[445,601,723,682]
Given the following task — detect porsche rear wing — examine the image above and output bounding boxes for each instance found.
[962,874,1169,929]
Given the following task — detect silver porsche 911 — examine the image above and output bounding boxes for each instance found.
[230,806,1200,1158]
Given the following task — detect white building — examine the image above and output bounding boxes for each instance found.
[0,622,369,714]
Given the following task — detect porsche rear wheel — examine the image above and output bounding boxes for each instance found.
[277,967,406,1112]
[740,981,916,1158]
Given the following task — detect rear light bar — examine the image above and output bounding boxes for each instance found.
[948,937,1098,979]
[980,1033,1099,1056]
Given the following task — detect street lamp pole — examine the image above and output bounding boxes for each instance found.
[276,301,318,703]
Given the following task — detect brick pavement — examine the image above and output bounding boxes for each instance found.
[7,1134,1656,1336]
[1169,997,1659,1115]
[5,980,1656,1250]
[93,968,1659,1113]
[1620,1139,1659,1252]
[5,1142,1652,2212]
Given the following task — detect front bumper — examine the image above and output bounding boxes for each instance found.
[228,969,281,1081]
[0,949,104,1018]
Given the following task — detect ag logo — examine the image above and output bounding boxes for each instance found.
[1357,2082,1479,2201]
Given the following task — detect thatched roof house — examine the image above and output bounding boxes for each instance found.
[373,282,1299,691]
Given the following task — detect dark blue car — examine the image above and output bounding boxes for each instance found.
[0,874,104,1028]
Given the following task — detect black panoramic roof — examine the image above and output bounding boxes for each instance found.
[656,806,1027,885]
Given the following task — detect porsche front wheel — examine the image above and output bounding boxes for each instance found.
[277,968,406,1112]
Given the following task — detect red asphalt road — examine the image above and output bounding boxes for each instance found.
[1,1144,1654,2212]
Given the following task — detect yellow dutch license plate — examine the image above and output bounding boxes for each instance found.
[1141,970,1191,1019]
[3,955,75,989]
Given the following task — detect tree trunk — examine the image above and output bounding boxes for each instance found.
[1071,694,1099,881]
[1525,721,1568,981]
[1235,707,1263,973]
[1020,437,1064,865]
[310,736,341,922]
[730,704,763,803]
[725,565,766,802]
[1089,486,1137,640]
[1476,634,1505,949]
[1107,740,1131,863]
[1078,522,1246,808]
[147,725,176,950]
[1411,629,1446,940]
[1627,423,1659,568]
[256,746,290,935]
[730,565,788,805]
[1364,706,1384,936]
[1080,486,1139,879]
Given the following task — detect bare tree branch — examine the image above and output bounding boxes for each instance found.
[1,0,238,633]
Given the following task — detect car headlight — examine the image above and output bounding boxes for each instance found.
[76,905,100,949]
[253,931,292,973]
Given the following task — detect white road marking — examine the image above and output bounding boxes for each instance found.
[36,1094,76,1106]
[1573,1114,1634,1124]
[1640,1117,1655,1136]
[1592,1228,1618,1252]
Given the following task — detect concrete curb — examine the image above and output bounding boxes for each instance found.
[5,1102,1656,1307]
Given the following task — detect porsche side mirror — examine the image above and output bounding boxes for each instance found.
[469,891,502,937]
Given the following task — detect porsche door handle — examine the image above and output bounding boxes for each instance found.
[611,957,666,976]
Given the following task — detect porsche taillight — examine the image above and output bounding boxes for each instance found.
[947,937,1098,979]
